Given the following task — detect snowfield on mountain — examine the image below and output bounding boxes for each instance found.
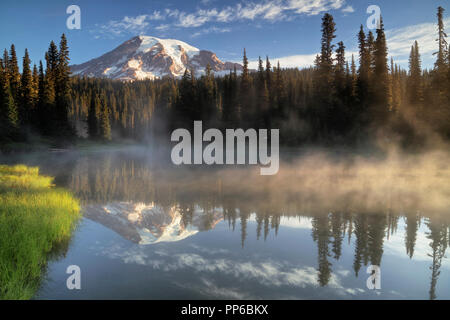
[70,35,242,81]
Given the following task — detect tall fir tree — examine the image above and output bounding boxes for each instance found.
[434,7,448,73]
[357,25,370,106]
[256,57,269,127]
[87,93,99,139]
[315,13,336,136]
[240,48,252,126]
[8,44,21,104]
[432,6,449,137]
[201,63,216,125]
[1,86,19,140]
[55,34,73,137]
[99,92,111,141]
[372,17,392,122]
[408,41,423,106]
[335,41,346,94]
[20,49,34,126]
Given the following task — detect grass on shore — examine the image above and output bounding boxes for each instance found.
[0,165,80,300]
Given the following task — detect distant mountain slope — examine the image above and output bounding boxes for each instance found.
[70,35,242,80]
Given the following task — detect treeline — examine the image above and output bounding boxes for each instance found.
[2,7,450,147]
[0,34,73,144]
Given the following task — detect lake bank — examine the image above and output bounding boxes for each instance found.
[0,165,80,299]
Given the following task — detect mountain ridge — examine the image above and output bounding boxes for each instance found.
[70,35,242,81]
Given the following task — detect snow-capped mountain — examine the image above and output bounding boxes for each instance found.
[71,35,242,80]
[83,202,223,244]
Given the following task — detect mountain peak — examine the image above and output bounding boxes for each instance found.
[71,35,241,81]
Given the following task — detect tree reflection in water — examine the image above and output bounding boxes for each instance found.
[13,149,450,299]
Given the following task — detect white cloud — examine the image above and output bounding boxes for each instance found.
[342,5,355,13]
[255,15,449,70]
[248,53,318,69]
[287,0,346,16]
[191,26,231,38]
[148,10,165,21]
[216,7,234,22]
[386,17,450,61]
[100,245,355,296]
[155,24,170,31]
[94,0,351,38]
[177,9,219,27]
[245,49,358,70]
[94,15,151,37]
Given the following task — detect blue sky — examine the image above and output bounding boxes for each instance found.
[0,0,448,70]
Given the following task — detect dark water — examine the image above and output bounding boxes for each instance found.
[3,147,450,299]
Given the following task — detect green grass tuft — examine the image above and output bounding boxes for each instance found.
[0,164,80,300]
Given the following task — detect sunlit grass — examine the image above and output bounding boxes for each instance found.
[0,165,80,300]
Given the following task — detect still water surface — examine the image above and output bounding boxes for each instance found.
[4,147,450,299]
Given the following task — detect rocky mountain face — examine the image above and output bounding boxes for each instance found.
[70,35,242,81]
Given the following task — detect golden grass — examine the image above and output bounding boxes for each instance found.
[0,165,80,299]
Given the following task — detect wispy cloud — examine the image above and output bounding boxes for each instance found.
[93,0,352,38]
[247,50,358,69]
[155,24,170,31]
[386,17,450,61]
[98,243,366,299]
[245,15,449,70]
[148,10,166,21]
[169,0,349,26]
[93,15,150,38]
[191,26,231,38]
[248,53,318,69]
[341,5,355,13]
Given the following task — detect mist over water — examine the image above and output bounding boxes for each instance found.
[3,145,450,299]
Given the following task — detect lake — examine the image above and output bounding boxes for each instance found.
[3,147,450,299]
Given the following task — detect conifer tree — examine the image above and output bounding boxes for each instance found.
[1,86,19,140]
[2,50,8,76]
[265,56,273,108]
[56,34,73,137]
[8,44,21,103]
[0,59,5,138]
[315,13,336,136]
[335,41,346,93]
[373,17,392,120]
[36,60,45,133]
[32,64,39,104]
[241,48,250,89]
[350,54,357,100]
[41,51,56,135]
[202,63,215,124]
[274,61,285,118]
[99,93,111,141]
[87,93,99,139]
[367,31,376,77]
[318,13,336,89]
[434,7,448,73]
[20,49,34,126]
[240,48,252,126]
[408,41,423,105]
[432,6,449,137]
[257,56,264,85]
[357,25,370,105]
[256,57,269,127]
[391,58,401,113]
[46,41,59,78]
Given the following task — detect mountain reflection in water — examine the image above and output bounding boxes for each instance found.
[84,202,223,244]
[6,148,450,299]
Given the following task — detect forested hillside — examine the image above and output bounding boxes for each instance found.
[1,7,449,148]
